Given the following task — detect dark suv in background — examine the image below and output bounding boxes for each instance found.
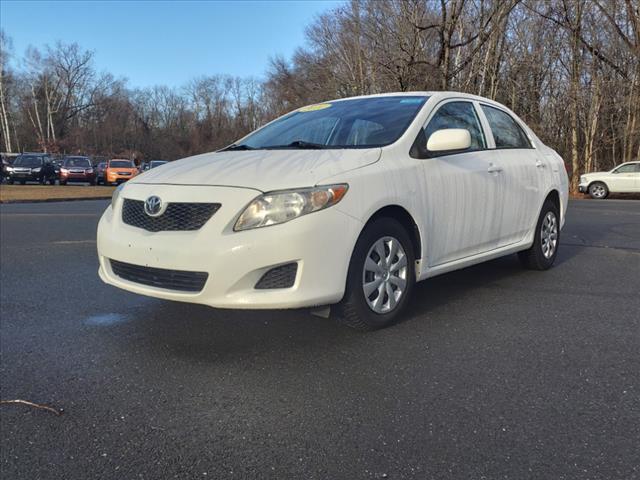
[60,156,96,185]
[6,153,57,185]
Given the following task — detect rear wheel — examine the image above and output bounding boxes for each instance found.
[588,182,608,199]
[518,199,560,270]
[336,217,415,331]
[59,181,67,186]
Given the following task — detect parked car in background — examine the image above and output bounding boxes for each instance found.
[105,159,138,185]
[60,156,96,185]
[95,162,107,185]
[98,92,569,331]
[141,160,168,171]
[579,161,640,199]
[5,153,57,185]
[1,157,12,183]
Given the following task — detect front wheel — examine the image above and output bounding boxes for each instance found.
[518,199,560,270]
[336,217,415,331]
[588,182,608,199]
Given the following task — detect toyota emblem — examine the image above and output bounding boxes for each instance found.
[144,196,163,217]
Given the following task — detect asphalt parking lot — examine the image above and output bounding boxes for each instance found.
[1,199,639,479]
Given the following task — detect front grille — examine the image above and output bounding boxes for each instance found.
[122,199,220,232]
[110,259,208,292]
[255,263,298,289]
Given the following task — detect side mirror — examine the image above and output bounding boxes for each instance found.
[426,129,471,153]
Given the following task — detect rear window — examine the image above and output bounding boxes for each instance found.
[109,160,134,168]
[481,105,532,149]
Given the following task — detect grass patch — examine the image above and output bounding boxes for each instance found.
[0,184,115,203]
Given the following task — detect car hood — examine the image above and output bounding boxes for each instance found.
[582,170,612,178]
[131,148,381,191]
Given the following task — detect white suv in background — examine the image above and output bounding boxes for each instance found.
[579,161,640,199]
[97,92,569,330]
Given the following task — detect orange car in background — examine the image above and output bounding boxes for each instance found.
[105,159,138,185]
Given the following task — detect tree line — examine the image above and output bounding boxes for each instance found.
[1,0,639,192]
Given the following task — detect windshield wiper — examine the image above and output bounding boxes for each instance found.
[224,144,256,151]
[267,140,327,150]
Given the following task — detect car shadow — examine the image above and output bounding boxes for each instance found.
[122,248,579,364]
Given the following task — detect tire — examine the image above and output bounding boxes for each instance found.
[588,181,608,199]
[20,180,26,185]
[518,199,560,270]
[60,181,67,186]
[335,217,416,331]
[8,179,14,185]
[49,179,56,185]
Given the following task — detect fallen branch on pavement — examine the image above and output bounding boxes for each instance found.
[0,399,64,416]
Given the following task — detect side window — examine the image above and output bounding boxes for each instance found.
[481,105,531,149]
[422,101,486,153]
[613,164,637,173]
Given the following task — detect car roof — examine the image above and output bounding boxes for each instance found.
[326,91,507,107]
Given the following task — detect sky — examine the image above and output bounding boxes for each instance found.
[0,0,343,88]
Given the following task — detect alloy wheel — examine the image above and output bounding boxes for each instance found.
[591,184,606,198]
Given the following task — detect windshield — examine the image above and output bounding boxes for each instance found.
[14,155,44,167]
[235,96,428,150]
[150,161,167,168]
[109,160,133,168]
[64,157,91,168]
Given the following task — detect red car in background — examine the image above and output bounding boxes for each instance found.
[60,156,96,185]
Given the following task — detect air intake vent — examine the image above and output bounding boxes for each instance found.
[255,263,298,289]
[122,199,220,232]
[110,259,208,292]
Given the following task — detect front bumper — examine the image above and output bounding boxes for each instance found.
[578,183,588,193]
[62,173,96,182]
[97,183,362,309]
[106,173,136,183]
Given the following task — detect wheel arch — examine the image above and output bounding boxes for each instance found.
[363,205,422,260]
[587,179,609,193]
[542,188,562,223]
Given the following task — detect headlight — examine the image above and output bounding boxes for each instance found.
[32,167,42,173]
[111,183,125,209]
[234,184,348,231]
[61,168,69,174]
[85,168,94,174]
[5,166,13,172]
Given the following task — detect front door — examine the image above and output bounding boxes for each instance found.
[608,163,640,192]
[418,100,502,266]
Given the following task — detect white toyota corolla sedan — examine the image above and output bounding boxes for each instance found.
[97,92,568,330]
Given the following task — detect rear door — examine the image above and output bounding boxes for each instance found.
[478,104,542,247]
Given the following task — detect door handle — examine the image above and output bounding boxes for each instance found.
[536,160,546,169]
[487,165,503,173]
